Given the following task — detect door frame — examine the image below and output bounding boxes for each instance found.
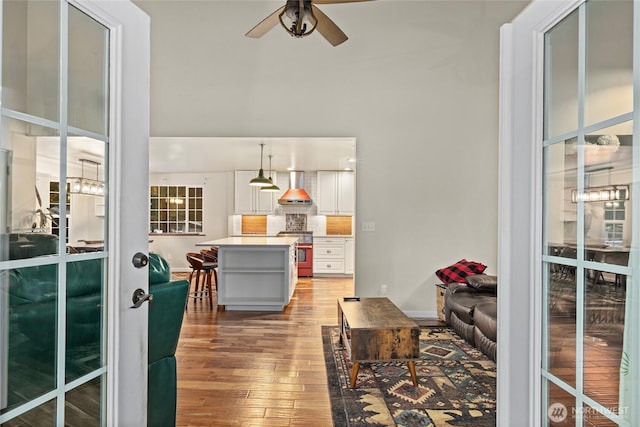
[500,0,640,425]
[498,0,583,424]
[69,1,150,425]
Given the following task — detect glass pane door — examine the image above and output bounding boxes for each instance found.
[542,1,635,425]
[0,2,109,425]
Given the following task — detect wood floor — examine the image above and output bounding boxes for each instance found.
[175,273,627,426]
[175,275,355,426]
[546,273,627,425]
[547,317,625,426]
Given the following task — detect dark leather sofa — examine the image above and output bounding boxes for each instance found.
[444,274,497,361]
[4,233,188,426]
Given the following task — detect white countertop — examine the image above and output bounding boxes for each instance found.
[197,236,299,247]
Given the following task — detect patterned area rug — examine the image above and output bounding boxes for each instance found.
[323,326,496,426]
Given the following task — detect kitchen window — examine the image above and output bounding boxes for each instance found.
[149,185,203,234]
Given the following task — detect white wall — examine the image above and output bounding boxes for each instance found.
[135,0,528,314]
[68,194,104,243]
[8,133,37,232]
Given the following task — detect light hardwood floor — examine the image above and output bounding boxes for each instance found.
[175,276,354,426]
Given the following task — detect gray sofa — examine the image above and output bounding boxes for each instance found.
[444,274,497,361]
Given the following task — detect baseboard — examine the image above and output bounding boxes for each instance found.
[311,273,354,278]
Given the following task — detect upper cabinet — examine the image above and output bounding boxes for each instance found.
[316,171,354,216]
[234,170,277,214]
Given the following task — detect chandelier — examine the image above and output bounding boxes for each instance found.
[571,185,629,203]
[68,158,105,196]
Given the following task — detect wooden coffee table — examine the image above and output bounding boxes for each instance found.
[337,297,420,387]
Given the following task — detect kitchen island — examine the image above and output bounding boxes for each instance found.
[197,237,298,311]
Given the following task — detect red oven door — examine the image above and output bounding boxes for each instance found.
[297,244,313,277]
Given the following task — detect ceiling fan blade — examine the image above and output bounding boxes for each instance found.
[312,5,348,46]
[313,0,373,4]
[245,6,286,38]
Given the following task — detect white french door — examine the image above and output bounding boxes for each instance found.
[0,0,150,425]
[500,0,639,425]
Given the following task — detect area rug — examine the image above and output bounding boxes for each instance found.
[322,325,496,427]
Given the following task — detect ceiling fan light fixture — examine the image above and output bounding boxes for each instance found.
[279,0,317,37]
[245,0,362,46]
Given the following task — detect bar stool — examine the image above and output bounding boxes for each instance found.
[186,252,203,295]
[200,247,218,292]
[185,252,214,309]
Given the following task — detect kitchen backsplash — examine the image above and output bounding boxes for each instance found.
[265,215,326,235]
[232,214,352,236]
[285,214,307,231]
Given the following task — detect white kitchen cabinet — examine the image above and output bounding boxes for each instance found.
[316,171,354,215]
[234,170,277,214]
[314,237,351,275]
[344,237,355,274]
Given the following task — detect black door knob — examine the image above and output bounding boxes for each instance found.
[132,252,148,268]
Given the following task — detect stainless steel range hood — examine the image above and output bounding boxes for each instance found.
[278,171,312,205]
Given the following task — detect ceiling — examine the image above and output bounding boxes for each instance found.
[36,136,355,175]
[149,137,356,174]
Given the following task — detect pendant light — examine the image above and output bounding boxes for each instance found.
[261,154,280,192]
[249,143,272,187]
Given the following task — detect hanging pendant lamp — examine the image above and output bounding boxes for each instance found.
[249,143,272,187]
[261,154,281,192]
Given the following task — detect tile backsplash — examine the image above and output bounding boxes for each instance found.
[232,214,351,236]
[285,214,307,231]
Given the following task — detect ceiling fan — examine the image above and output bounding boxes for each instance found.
[245,0,372,47]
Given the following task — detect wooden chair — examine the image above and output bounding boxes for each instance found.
[556,246,577,280]
[592,251,629,288]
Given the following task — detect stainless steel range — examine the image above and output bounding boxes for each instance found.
[277,231,313,277]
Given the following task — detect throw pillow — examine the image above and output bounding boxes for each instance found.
[436,259,487,285]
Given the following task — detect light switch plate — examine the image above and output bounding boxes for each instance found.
[362,222,375,232]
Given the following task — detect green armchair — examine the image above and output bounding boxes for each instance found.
[147,253,189,427]
[4,234,187,426]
